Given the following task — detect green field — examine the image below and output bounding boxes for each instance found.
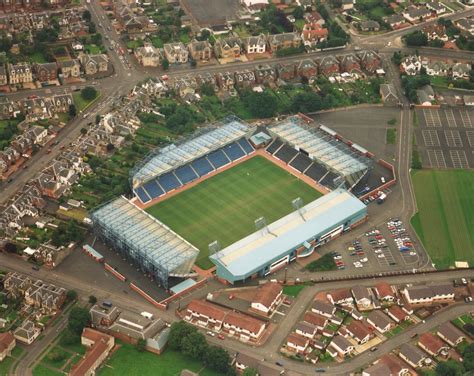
[99,344,220,376]
[411,170,474,269]
[147,156,322,269]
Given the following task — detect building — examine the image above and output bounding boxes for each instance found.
[418,332,449,357]
[311,300,336,318]
[0,64,7,86]
[403,6,433,23]
[250,282,283,315]
[329,335,354,357]
[214,37,242,59]
[426,1,446,14]
[134,44,162,67]
[362,362,392,376]
[234,69,256,88]
[360,20,380,32]
[8,62,33,84]
[244,34,267,54]
[210,189,367,284]
[13,320,41,345]
[352,286,372,309]
[0,332,15,362]
[378,354,411,376]
[374,282,396,302]
[295,322,317,339]
[342,0,355,10]
[346,320,372,344]
[437,322,466,347]
[380,84,400,106]
[70,328,115,376]
[185,300,226,331]
[367,311,393,333]
[79,54,110,76]
[327,288,354,306]
[188,40,212,61]
[301,23,328,47]
[317,56,340,76]
[59,59,81,79]
[286,333,309,354]
[398,343,428,368]
[386,305,410,323]
[34,62,58,82]
[267,32,302,52]
[402,284,455,305]
[385,14,406,29]
[235,352,284,375]
[303,312,328,330]
[456,18,474,35]
[164,42,189,64]
[223,311,266,342]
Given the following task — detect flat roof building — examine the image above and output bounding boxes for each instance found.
[210,189,367,283]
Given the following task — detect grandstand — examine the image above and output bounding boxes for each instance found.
[90,196,199,288]
[210,189,367,284]
[266,117,372,190]
[131,117,256,204]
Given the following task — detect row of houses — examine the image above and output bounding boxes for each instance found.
[0,53,110,86]
[0,0,71,11]
[400,55,471,79]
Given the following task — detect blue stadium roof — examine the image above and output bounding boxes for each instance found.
[210,189,367,281]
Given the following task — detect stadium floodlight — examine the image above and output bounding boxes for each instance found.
[208,240,221,256]
[255,217,267,231]
[292,197,304,211]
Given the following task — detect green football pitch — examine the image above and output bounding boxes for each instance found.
[411,170,474,269]
[146,156,323,269]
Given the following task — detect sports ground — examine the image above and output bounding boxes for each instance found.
[411,170,474,269]
[146,156,322,269]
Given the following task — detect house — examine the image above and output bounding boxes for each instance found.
[346,320,372,344]
[0,64,7,86]
[235,352,284,375]
[437,322,465,347]
[0,332,15,362]
[255,64,277,85]
[456,18,474,35]
[403,7,433,23]
[216,72,235,91]
[423,24,447,41]
[8,62,33,84]
[360,20,380,32]
[305,11,325,27]
[277,63,297,81]
[70,328,115,376]
[301,23,328,47]
[380,84,399,106]
[403,284,455,305]
[297,59,318,80]
[267,32,302,52]
[185,300,226,331]
[426,1,446,14]
[234,70,256,88]
[27,126,48,144]
[311,300,336,318]
[399,343,428,368]
[163,42,189,64]
[401,55,422,75]
[378,354,411,376]
[13,320,41,345]
[327,288,354,306]
[188,40,212,62]
[464,95,474,106]
[358,50,382,74]
[418,332,449,357]
[134,44,162,67]
[452,63,471,79]
[329,335,354,357]
[367,310,393,333]
[295,322,317,339]
[352,286,372,309]
[34,62,58,82]
[341,0,355,10]
[385,14,406,29]
[214,37,242,59]
[374,282,396,302]
[386,305,410,323]
[244,34,267,54]
[303,312,328,330]
[79,54,110,75]
[286,333,309,354]
[59,59,81,79]
[340,54,362,74]
[317,56,340,76]
[251,282,282,315]
[222,311,266,342]
[425,61,448,76]
[362,362,392,376]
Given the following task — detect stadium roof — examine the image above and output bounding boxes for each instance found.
[90,197,199,278]
[210,189,366,281]
[268,118,370,186]
[132,117,255,187]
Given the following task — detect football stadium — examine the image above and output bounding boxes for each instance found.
[91,116,372,287]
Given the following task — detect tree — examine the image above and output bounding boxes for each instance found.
[106,143,115,152]
[68,104,77,118]
[241,90,278,118]
[161,58,170,70]
[136,338,146,352]
[463,343,474,370]
[68,307,90,335]
[181,331,208,359]
[293,6,304,19]
[89,22,96,34]
[201,83,215,96]
[88,295,97,304]
[80,127,87,135]
[204,345,232,374]
[168,321,198,350]
[404,30,428,47]
[198,29,211,41]
[60,329,80,345]
[81,86,97,101]
[243,368,258,376]
[83,10,91,21]
[435,360,464,376]
[66,290,78,301]
[4,242,17,253]
[290,92,322,113]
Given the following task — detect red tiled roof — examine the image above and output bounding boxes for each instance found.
[375,282,395,299]
[419,332,446,354]
[287,333,308,347]
[388,305,408,322]
[328,288,352,303]
[379,354,410,375]
[224,312,265,335]
[187,300,226,321]
[253,282,282,309]
[347,320,371,341]
[71,329,113,376]
[303,312,328,327]
[0,332,14,353]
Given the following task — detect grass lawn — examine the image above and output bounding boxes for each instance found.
[30,51,47,63]
[0,357,14,376]
[386,128,397,144]
[411,170,474,269]
[304,253,337,272]
[430,75,452,88]
[99,344,220,376]
[73,92,99,112]
[40,346,72,370]
[32,364,63,376]
[147,156,322,269]
[85,44,101,54]
[283,285,306,297]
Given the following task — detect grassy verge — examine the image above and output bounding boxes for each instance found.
[283,285,306,297]
[304,253,337,272]
[386,128,397,144]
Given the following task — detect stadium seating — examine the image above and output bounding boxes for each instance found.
[320,171,341,189]
[207,150,230,169]
[305,163,328,182]
[274,144,299,164]
[159,172,182,192]
[191,157,215,177]
[238,138,254,154]
[142,179,165,200]
[135,187,151,203]
[175,165,198,185]
[289,153,312,173]
[266,138,283,155]
[223,142,246,161]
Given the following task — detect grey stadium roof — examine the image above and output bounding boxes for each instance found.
[268,118,370,186]
[132,117,255,187]
[90,196,199,280]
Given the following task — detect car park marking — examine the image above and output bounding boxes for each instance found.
[466,131,474,148]
[427,149,447,168]
[422,130,440,147]
[459,110,474,128]
[423,109,442,127]
[444,109,457,128]
[449,150,470,168]
[444,130,463,148]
